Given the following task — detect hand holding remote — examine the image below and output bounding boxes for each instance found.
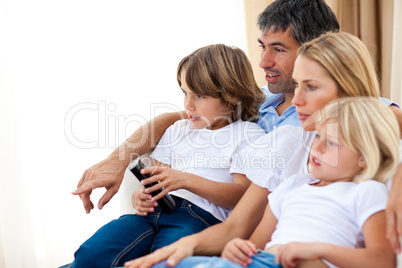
[129,158,176,212]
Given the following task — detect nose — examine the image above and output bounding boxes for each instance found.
[259,50,274,69]
[312,136,326,154]
[292,86,305,107]
[184,97,195,111]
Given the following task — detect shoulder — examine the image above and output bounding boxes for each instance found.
[232,120,265,133]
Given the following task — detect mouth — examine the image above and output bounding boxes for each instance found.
[296,112,310,121]
[265,73,280,83]
[311,156,321,166]
[189,115,201,121]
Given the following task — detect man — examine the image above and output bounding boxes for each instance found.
[73,0,402,265]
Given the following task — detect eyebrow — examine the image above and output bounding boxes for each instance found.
[292,77,315,83]
[258,38,290,49]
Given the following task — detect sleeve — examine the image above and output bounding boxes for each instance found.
[230,122,266,174]
[267,174,302,219]
[150,119,188,165]
[231,125,305,191]
[355,181,388,229]
[379,96,400,108]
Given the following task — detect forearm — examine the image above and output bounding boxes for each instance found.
[184,173,250,209]
[188,183,269,256]
[317,243,395,268]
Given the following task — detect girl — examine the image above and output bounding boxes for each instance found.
[70,44,266,267]
[123,32,402,268]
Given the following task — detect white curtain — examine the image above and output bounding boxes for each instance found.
[0,1,247,267]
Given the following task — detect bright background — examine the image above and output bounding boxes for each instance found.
[0,1,247,267]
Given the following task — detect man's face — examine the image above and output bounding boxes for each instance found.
[258,27,300,94]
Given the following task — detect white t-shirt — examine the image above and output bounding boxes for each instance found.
[151,119,265,221]
[266,173,389,268]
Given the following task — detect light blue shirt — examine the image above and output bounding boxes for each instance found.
[256,85,399,134]
[257,85,300,133]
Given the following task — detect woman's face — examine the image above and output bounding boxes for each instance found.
[292,55,340,131]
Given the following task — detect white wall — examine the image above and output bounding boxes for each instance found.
[0,0,247,267]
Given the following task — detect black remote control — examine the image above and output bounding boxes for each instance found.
[129,158,176,212]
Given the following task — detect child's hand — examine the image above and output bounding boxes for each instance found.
[139,166,186,201]
[131,187,158,216]
[221,238,257,267]
[275,242,322,268]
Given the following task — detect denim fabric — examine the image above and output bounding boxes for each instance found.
[71,197,220,268]
[152,251,282,268]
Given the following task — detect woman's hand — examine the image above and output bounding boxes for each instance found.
[131,187,158,216]
[221,238,257,267]
[275,242,322,268]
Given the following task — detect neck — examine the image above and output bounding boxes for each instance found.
[275,93,294,116]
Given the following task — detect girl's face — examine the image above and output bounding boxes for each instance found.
[181,70,229,130]
[292,55,340,131]
[309,121,365,186]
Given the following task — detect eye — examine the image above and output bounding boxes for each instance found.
[308,85,316,91]
[328,140,338,147]
[275,47,285,53]
[259,44,266,50]
[198,95,205,99]
[293,81,299,88]
[315,133,321,140]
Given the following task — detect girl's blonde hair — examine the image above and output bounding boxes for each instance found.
[177,44,265,122]
[298,32,379,98]
[317,97,400,183]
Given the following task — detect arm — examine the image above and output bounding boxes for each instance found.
[389,105,402,138]
[124,182,269,268]
[276,211,395,268]
[221,202,276,266]
[386,163,402,253]
[140,166,251,209]
[72,111,187,214]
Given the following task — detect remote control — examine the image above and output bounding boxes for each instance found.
[129,158,176,212]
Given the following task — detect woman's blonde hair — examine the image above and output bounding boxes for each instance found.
[298,32,379,98]
[316,97,400,183]
[177,44,265,122]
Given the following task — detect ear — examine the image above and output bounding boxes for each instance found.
[358,156,366,169]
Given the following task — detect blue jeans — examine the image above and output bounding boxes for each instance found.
[151,251,282,268]
[71,197,220,268]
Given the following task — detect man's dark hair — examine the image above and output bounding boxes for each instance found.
[257,0,340,45]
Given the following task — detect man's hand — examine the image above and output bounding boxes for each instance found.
[72,155,127,214]
[124,237,196,268]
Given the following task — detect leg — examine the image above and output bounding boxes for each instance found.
[151,198,221,251]
[72,213,158,268]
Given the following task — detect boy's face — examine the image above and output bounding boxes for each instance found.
[258,27,300,94]
[181,70,228,130]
